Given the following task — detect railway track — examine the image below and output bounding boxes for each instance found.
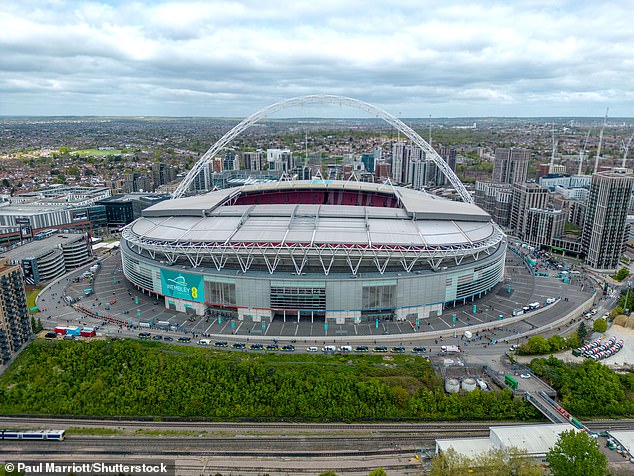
[2,415,634,433]
[0,416,528,431]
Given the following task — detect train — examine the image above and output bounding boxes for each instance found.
[0,430,65,440]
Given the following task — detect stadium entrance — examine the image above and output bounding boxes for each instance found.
[272,309,326,323]
[270,284,326,322]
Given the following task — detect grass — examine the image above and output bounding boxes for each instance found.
[65,427,124,436]
[26,286,43,310]
[71,149,123,157]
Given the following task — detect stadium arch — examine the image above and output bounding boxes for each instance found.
[172,95,473,203]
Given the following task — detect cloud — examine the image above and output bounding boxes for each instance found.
[0,0,633,117]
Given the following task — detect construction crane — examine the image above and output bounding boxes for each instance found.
[578,129,591,175]
[594,108,609,174]
[621,132,634,168]
[549,123,557,173]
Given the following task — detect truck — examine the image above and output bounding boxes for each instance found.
[65,327,81,336]
[441,345,461,354]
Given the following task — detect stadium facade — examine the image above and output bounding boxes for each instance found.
[121,181,506,323]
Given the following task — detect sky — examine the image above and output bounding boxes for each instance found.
[1,0,633,118]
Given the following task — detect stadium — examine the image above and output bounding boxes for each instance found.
[120,96,506,325]
[121,180,506,324]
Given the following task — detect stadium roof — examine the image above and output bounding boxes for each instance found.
[123,181,504,274]
[142,180,490,222]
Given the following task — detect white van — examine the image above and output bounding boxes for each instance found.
[323,345,336,353]
[197,339,211,345]
[307,346,318,352]
[339,345,352,352]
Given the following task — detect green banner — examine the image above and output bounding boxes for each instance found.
[160,269,204,303]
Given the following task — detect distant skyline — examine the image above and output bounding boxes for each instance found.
[1,1,633,118]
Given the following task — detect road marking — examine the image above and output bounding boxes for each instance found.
[438,316,451,328]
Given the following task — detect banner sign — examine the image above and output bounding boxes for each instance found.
[160,269,203,303]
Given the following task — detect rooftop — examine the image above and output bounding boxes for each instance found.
[436,423,574,459]
[144,181,490,222]
[2,232,86,261]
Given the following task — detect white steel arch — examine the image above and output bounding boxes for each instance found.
[173,95,473,203]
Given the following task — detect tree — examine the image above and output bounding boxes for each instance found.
[613,267,629,282]
[546,430,607,476]
[430,447,543,476]
[368,470,387,476]
[577,322,588,343]
[526,335,551,354]
[547,335,567,352]
[593,318,608,334]
[67,165,81,177]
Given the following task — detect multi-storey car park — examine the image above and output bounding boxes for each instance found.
[120,96,507,326]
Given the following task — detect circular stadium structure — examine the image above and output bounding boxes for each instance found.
[121,180,506,324]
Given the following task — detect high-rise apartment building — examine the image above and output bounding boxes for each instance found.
[124,173,153,193]
[0,258,31,366]
[510,183,549,237]
[242,151,265,171]
[151,162,176,190]
[375,162,392,181]
[391,141,407,184]
[524,208,565,248]
[267,149,293,172]
[493,148,530,184]
[360,153,375,174]
[474,182,512,227]
[582,169,634,270]
[438,146,457,186]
